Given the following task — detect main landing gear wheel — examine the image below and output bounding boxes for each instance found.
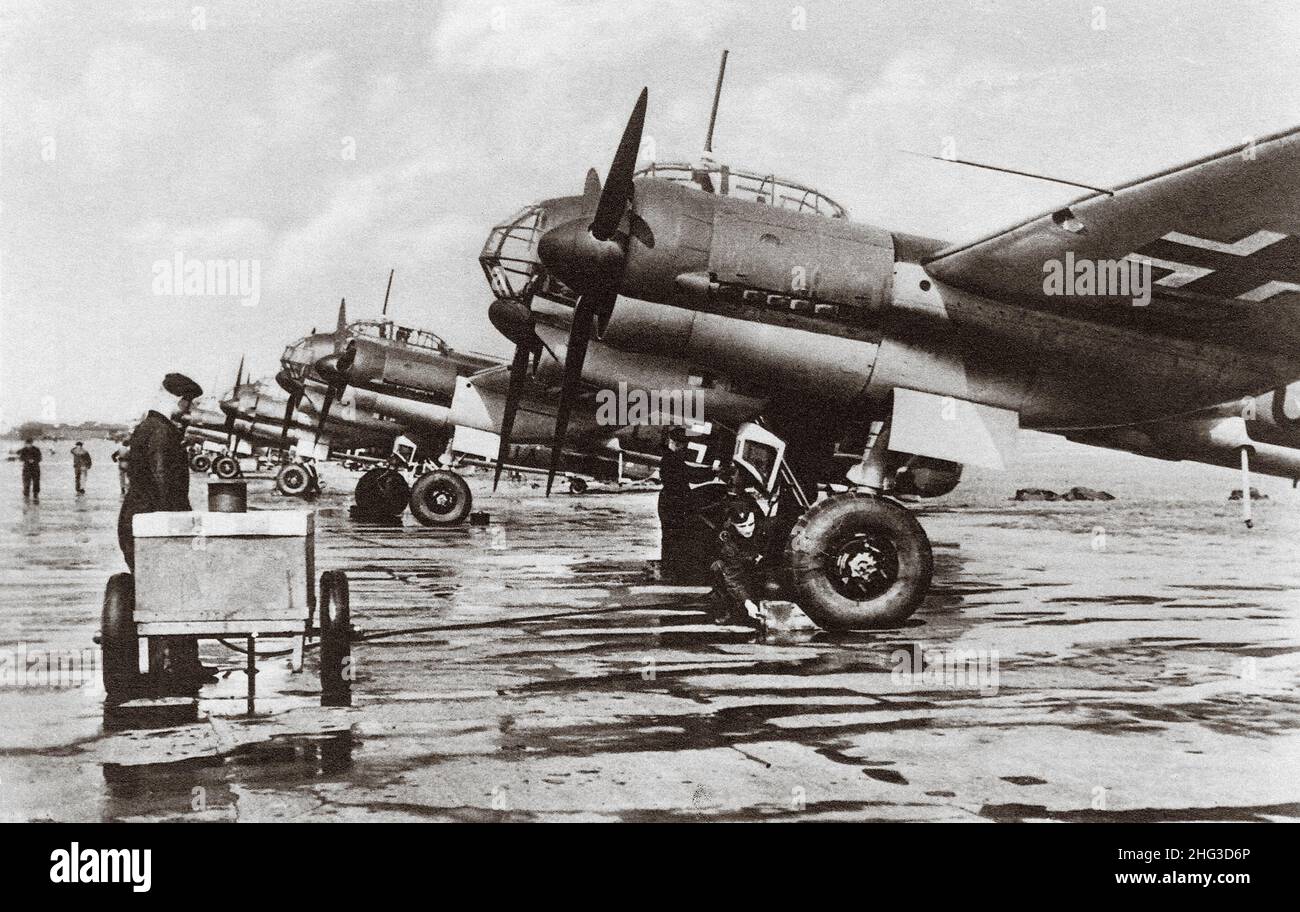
[101,573,141,703]
[354,467,409,518]
[212,455,241,480]
[276,462,312,497]
[318,570,352,707]
[785,493,932,630]
[190,452,212,473]
[409,470,473,526]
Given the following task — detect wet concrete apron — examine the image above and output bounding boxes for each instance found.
[1,459,1297,821]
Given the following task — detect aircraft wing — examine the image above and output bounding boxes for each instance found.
[923,125,1300,353]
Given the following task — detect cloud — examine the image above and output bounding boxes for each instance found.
[122,216,272,259]
[3,43,187,175]
[430,0,739,74]
[267,50,341,145]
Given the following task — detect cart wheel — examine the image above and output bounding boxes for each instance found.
[568,476,588,495]
[190,452,212,473]
[213,455,241,480]
[319,570,352,707]
[101,573,141,702]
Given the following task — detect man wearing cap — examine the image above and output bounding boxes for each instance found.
[117,372,203,569]
[118,373,210,688]
[712,496,767,627]
[17,438,42,501]
[70,441,92,494]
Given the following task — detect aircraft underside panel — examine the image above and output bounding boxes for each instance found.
[938,288,1269,429]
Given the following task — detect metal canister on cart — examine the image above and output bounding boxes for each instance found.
[208,479,248,513]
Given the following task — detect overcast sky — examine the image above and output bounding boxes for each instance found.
[2,0,1298,426]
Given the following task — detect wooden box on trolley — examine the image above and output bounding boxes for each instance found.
[99,509,351,713]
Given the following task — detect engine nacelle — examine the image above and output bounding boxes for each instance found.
[890,456,963,498]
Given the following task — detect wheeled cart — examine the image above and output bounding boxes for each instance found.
[100,510,351,713]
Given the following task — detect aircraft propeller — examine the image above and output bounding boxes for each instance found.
[486,294,544,489]
[223,355,246,452]
[312,297,353,445]
[274,369,303,449]
[532,87,649,494]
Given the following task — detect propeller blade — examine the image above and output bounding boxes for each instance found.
[546,294,606,494]
[234,354,245,392]
[381,269,394,317]
[315,387,337,445]
[335,297,348,350]
[582,168,602,209]
[493,345,532,490]
[279,392,299,448]
[337,341,357,374]
[590,88,648,241]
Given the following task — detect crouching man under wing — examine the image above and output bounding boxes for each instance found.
[712,497,768,627]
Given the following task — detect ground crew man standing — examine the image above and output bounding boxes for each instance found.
[70,442,92,494]
[118,374,201,569]
[17,438,41,501]
[657,427,712,582]
[118,373,209,689]
[111,439,130,495]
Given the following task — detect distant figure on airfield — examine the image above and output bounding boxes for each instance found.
[111,439,131,495]
[17,438,42,501]
[70,442,92,494]
[117,373,202,571]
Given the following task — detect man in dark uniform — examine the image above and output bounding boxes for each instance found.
[118,373,209,689]
[70,442,92,494]
[118,373,202,570]
[713,496,767,626]
[657,427,713,582]
[17,438,41,501]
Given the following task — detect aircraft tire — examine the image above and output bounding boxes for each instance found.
[409,470,473,526]
[355,467,409,517]
[190,452,212,473]
[101,573,141,703]
[276,463,311,497]
[318,570,351,707]
[213,455,241,480]
[785,493,932,630]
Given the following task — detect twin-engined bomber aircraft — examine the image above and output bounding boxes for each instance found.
[473,55,1300,630]
[275,283,704,522]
